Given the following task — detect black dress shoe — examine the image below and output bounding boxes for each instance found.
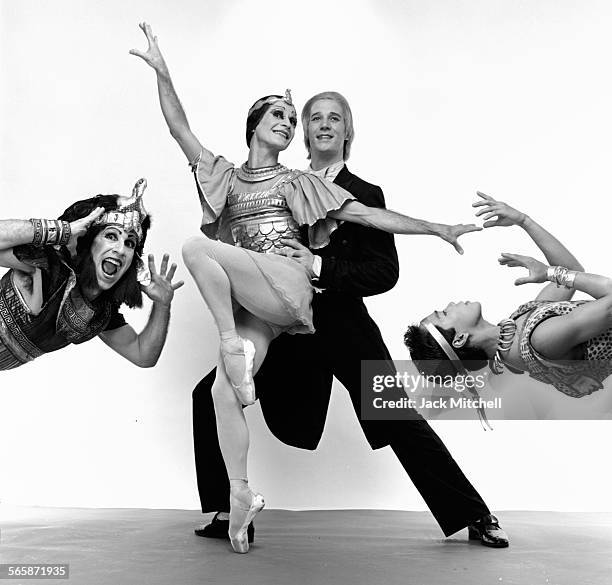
[194,512,255,543]
[468,514,509,548]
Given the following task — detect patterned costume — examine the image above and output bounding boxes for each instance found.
[510,299,612,396]
[0,246,125,370]
[191,152,354,334]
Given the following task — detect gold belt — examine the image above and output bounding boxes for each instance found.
[230,213,302,254]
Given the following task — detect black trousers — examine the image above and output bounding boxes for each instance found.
[192,365,490,537]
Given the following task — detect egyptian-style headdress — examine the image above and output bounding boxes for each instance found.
[247,89,293,117]
[420,319,492,430]
[93,178,149,243]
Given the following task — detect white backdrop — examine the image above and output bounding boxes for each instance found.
[1,0,611,512]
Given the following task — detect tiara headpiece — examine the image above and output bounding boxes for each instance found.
[248,89,294,116]
[94,178,149,242]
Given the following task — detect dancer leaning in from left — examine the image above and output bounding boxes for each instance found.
[0,178,183,371]
[131,23,485,553]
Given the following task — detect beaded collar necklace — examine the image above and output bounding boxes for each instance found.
[491,318,517,374]
[237,163,288,183]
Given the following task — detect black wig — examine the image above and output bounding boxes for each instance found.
[58,194,151,308]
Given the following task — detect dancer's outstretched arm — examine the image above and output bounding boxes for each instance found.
[0,208,104,271]
[98,253,184,367]
[499,253,612,358]
[473,191,584,302]
[328,201,480,254]
[130,22,207,164]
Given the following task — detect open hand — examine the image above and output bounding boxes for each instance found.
[438,223,482,254]
[473,191,527,228]
[498,252,547,285]
[278,239,316,278]
[129,22,167,73]
[141,253,184,306]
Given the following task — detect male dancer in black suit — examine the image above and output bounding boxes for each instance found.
[192,91,508,548]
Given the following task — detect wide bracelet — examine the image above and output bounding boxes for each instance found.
[58,221,71,246]
[29,219,72,246]
[546,265,577,289]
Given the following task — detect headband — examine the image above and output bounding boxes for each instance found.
[420,318,492,430]
[248,89,294,117]
[94,178,149,242]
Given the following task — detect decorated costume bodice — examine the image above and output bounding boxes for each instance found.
[189,153,354,252]
[0,246,124,370]
[509,300,612,397]
[225,173,303,254]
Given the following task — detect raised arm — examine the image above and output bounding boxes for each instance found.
[327,200,481,254]
[98,254,184,367]
[130,22,209,164]
[499,253,612,358]
[473,191,584,301]
[0,208,103,271]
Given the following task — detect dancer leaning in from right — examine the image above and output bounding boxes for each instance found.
[131,23,482,553]
[406,192,612,398]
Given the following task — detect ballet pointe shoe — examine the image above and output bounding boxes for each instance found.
[221,336,256,406]
[229,483,265,554]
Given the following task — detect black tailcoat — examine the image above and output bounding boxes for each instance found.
[192,166,490,536]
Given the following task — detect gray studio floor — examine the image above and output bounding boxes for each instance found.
[1,507,611,585]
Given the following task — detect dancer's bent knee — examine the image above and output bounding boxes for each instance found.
[182,235,219,269]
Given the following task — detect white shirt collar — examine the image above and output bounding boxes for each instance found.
[307,160,345,182]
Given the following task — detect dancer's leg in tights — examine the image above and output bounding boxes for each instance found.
[208,311,275,551]
[211,310,275,483]
[182,235,290,551]
[182,235,295,387]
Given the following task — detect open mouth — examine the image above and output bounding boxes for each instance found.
[101,258,122,277]
[273,130,289,139]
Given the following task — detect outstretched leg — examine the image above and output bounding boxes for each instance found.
[210,310,276,553]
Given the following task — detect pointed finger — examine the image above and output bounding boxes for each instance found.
[147,253,157,275]
[483,220,500,228]
[474,206,493,216]
[280,238,306,250]
[166,263,177,281]
[481,211,499,220]
[172,280,185,291]
[144,22,155,44]
[472,200,492,208]
[476,191,494,201]
[514,277,529,286]
[159,253,169,276]
[452,240,464,254]
[86,207,105,223]
[460,224,483,234]
[129,49,146,59]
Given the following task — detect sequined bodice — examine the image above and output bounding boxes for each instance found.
[225,187,302,254]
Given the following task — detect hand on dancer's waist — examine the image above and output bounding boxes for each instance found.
[279,238,316,278]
